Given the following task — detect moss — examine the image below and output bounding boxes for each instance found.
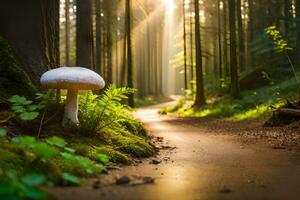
[0,35,37,99]
[71,141,130,165]
[96,145,130,165]
[102,128,154,157]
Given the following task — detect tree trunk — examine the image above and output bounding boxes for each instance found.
[248,0,254,68]
[194,0,206,107]
[284,0,290,37]
[217,0,223,80]
[296,0,300,64]
[125,0,134,107]
[190,1,194,91]
[65,0,70,66]
[76,0,93,68]
[95,0,102,74]
[183,0,188,90]
[0,0,60,84]
[229,0,240,97]
[105,0,113,84]
[236,0,245,72]
[223,0,229,77]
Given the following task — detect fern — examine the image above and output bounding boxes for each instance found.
[78,85,136,136]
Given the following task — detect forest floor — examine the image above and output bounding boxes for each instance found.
[51,102,300,200]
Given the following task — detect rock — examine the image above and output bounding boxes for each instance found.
[107,166,122,170]
[130,176,155,186]
[93,180,101,189]
[151,158,162,165]
[116,176,131,185]
[142,176,155,184]
[220,187,233,193]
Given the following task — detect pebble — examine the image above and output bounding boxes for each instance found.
[151,158,162,165]
[116,176,131,185]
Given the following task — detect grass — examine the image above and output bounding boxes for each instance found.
[160,72,299,120]
[135,96,170,108]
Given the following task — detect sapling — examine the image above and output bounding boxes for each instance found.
[265,26,300,101]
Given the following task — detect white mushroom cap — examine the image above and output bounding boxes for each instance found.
[40,67,105,90]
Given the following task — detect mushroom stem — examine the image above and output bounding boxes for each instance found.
[63,89,79,126]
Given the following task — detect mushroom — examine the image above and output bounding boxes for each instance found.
[40,67,105,126]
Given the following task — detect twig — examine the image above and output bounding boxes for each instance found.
[37,109,46,138]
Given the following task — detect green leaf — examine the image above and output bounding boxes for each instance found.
[96,153,109,164]
[21,173,46,187]
[33,143,59,159]
[8,95,32,105]
[22,188,46,200]
[46,136,67,148]
[0,129,7,137]
[63,173,81,185]
[64,147,76,153]
[11,105,25,113]
[19,112,39,121]
[12,136,36,146]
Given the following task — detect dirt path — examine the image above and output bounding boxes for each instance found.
[52,103,300,200]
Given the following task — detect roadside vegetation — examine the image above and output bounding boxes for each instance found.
[0,86,154,200]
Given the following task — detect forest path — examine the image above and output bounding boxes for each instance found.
[52,102,300,200]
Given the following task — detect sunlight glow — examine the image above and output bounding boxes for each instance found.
[165,0,177,14]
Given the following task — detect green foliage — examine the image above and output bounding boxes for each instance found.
[0,171,48,200]
[265,26,292,53]
[161,73,300,120]
[265,26,300,98]
[78,85,136,136]
[8,94,47,121]
[62,173,81,185]
[0,129,7,136]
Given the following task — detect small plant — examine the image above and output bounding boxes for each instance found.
[8,94,47,121]
[0,171,49,200]
[265,26,300,100]
[79,85,136,136]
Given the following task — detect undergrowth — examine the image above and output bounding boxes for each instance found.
[160,74,299,120]
[0,85,154,199]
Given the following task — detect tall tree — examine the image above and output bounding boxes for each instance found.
[104,0,113,84]
[65,0,70,66]
[183,0,188,90]
[228,0,239,97]
[236,0,245,71]
[76,0,93,68]
[248,0,254,68]
[223,0,229,77]
[194,0,206,107]
[190,1,195,91]
[296,0,300,64]
[0,0,60,84]
[95,0,102,74]
[217,0,223,79]
[125,0,134,107]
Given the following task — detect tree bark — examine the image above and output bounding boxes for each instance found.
[194,0,206,107]
[236,0,245,72]
[76,0,93,68]
[229,0,240,97]
[65,0,70,66]
[183,0,188,90]
[125,0,134,107]
[0,0,60,84]
[95,0,102,74]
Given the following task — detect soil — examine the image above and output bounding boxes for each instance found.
[51,102,300,200]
